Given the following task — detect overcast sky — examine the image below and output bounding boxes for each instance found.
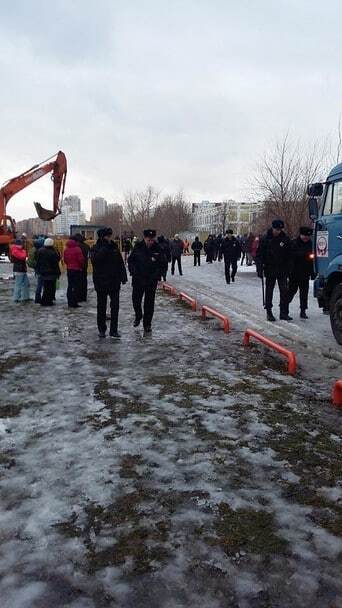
[1,0,341,220]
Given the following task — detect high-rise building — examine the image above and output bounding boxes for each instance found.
[53,207,86,235]
[91,197,107,220]
[62,195,81,212]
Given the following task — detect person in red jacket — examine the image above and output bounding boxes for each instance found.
[63,239,84,308]
[11,239,30,302]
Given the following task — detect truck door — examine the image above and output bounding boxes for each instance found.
[316,180,342,274]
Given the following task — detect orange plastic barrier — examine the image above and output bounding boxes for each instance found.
[201,305,230,333]
[162,283,177,296]
[179,291,197,311]
[243,328,297,375]
[332,380,342,407]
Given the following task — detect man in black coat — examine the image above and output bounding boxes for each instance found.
[128,229,165,333]
[191,236,203,266]
[157,235,171,281]
[91,227,127,338]
[288,226,315,319]
[36,238,61,306]
[256,219,292,322]
[216,234,223,261]
[170,234,184,276]
[221,230,241,284]
[204,235,215,263]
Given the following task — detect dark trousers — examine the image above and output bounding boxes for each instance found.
[265,275,289,315]
[288,276,309,311]
[224,259,237,282]
[171,256,182,275]
[194,252,201,266]
[67,270,81,307]
[97,288,120,334]
[41,279,56,306]
[79,270,88,302]
[161,263,168,281]
[132,282,157,329]
[35,274,44,303]
[240,251,246,266]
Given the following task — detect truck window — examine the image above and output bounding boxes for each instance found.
[331,181,342,214]
[323,183,333,214]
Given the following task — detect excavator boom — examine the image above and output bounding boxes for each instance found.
[0,151,67,249]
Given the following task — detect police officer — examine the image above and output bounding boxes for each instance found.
[91,227,127,338]
[191,236,203,266]
[128,229,165,333]
[256,219,292,322]
[221,229,241,284]
[288,226,315,319]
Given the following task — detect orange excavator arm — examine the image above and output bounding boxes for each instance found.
[0,151,67,246]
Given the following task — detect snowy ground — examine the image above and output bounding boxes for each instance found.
[0,260,342,608]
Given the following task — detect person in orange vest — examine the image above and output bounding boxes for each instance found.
[183,238,190,255]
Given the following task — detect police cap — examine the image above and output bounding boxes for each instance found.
[272,219,284,230]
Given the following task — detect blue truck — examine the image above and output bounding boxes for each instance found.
[308,164,342,344]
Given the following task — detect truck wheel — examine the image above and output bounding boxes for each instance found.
[330,284,342,345]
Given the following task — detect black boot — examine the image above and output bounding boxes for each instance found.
[279,314,293,321]
[300,310,308,319]
[267,310,276,322]
[133,317,141,327]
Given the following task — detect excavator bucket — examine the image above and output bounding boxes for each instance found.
[34,202,59,221]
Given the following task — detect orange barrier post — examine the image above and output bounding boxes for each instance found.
[162,283,177,296]
[332,380,342,407]
[201,305,230,333]
[243,328,297,375]
[179,291,197,311]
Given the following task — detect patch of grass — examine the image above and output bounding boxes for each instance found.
[203,503,289,557]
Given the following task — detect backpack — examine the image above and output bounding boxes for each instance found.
[27,247,38,269]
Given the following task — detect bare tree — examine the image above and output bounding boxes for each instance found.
[123,186,160,234]
[153,191,192,237]
[254,135,328,236]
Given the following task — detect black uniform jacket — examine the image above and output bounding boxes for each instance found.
[128,240,165,286]
[221,237,241,261]
[91,239,127,291]
[290,237,315,280]
[256,229,292,278]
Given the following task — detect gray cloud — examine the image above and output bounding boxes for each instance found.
[0,0,341,220]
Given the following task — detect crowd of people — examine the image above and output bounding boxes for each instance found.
[8,219,315,337]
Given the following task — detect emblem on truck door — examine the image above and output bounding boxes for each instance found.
[316,231,329,257]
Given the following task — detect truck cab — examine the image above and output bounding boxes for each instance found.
[308,164,342,344]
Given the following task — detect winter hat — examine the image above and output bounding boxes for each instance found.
[44,238,54,247]
[97,227,112,238]
[300,226,313,237]
[143,229,156,238]
[272,219,284,230]
[15,238,23,245]
[227,229,234,235]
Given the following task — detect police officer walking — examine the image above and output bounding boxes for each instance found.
[288,226,315,319]
[191,236,203,266]
[256,219,292,322]
[221,229,241,284]
[128,229,165,333]
[91,227,127,338]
